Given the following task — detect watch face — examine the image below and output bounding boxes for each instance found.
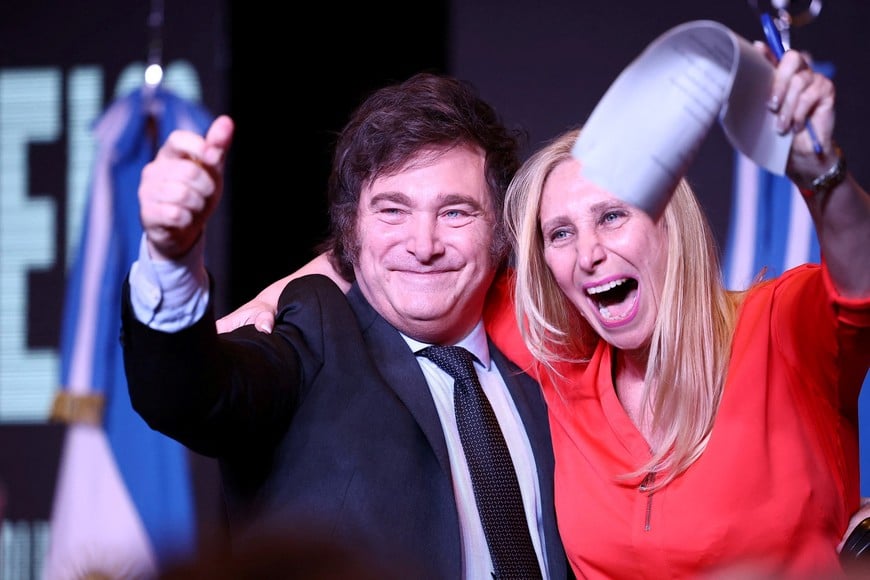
[810,147,847,195]
[842,517,870,562]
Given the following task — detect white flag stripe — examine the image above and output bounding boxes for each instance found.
[783,184,814,272]
[726,154,761,290]
[66,100,129,395]
[43,427,156,580]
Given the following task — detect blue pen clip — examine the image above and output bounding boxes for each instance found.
[760,13,824,154]
[761,13,786,59]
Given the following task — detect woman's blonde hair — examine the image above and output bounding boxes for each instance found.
[504,128,741,488]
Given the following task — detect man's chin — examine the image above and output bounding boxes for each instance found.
[385,300,466,331]
[396,307,454,326]
[392,274,458,293]
[395,316,470,344]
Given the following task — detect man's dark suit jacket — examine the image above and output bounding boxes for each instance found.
[121,273,568,579]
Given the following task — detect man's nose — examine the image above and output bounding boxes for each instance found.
[405,215,444,261]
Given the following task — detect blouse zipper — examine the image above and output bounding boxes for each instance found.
[639,472,656,531]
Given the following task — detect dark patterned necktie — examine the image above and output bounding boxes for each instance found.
[418,345,543,580]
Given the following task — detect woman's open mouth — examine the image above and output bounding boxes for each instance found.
[586,277,639,326]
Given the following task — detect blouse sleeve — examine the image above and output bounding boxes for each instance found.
[769,263,870,409]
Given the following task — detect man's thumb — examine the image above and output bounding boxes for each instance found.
[202,114,234,167]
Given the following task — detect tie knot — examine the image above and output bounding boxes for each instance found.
[417,345,477,383]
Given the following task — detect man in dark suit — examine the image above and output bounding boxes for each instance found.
[121,73,568,579]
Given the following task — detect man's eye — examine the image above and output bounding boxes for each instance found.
[376,207,407,222]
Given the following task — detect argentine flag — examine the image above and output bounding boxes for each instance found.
[44,87,213,579]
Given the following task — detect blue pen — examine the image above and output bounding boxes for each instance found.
[760,13,824,154]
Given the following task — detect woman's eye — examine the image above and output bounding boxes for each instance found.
[601,209,626,225]
[549,229,569,242]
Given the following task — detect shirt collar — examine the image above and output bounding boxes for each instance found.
[402,319,491,370]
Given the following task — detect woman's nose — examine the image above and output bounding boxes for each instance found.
[576,235,605,272]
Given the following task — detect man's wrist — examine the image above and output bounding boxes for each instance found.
[130,234,210,329]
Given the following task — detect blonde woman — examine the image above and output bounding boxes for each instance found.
[483,115,869,576]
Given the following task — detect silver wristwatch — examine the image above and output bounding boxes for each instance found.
[808,147,847,196]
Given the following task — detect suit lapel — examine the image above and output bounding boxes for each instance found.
[489,341,555,485]
[490,341,566,574]
[347,285,452,474]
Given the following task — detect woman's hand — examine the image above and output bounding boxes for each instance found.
[215,251,350,334]
[216,298,277,334]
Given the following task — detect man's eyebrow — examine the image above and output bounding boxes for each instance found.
[368,191,411,205]
[438,192,481,206]
[368,191,483,207]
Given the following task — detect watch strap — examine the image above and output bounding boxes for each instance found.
[807,146,847,197]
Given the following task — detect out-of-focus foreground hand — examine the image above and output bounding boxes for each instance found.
[216,299,277,334]
[839,497,870,554]
[139,114,235,260]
